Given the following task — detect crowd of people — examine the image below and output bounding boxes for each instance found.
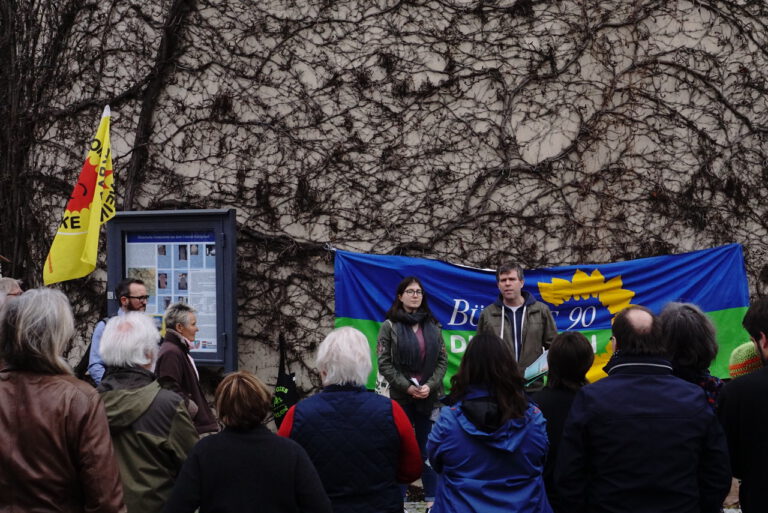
[1,265,768,513]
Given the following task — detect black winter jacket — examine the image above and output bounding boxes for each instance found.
[717,365,768,513]
[555,355,731,513]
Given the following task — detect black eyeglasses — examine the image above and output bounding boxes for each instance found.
[126,295,150,301]
[403,289,423,296]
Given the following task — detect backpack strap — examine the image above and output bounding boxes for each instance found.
[74,318,108,384]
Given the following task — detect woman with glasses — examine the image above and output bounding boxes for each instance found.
[378,276,447,511]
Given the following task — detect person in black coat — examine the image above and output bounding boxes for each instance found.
[555,306,731,513]
[717,297,768,513]
[165,371,332,513]
[531,332,594,512]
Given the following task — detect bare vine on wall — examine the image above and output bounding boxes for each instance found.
[2,0,768,392]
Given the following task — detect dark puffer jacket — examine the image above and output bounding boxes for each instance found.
[278,384,422,513]
[99,366,199,513]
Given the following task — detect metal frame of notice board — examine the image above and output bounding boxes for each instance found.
[106,209,237,371]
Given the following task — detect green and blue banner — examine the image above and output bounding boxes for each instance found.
[334,244,751,389]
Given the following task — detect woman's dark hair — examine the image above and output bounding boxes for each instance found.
[546,332,594,391]
[450,333,528,420]
[215,371,271,429]
[660,302,718,370]
[385,276,436,321]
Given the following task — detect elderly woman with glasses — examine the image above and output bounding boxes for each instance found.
[377,276,447,510]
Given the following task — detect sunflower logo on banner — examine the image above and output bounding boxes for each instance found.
[538,270,636,381]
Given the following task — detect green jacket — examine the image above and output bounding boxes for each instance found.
[377,318,447,411]
[476,292,557,371]
[99,367,198,513]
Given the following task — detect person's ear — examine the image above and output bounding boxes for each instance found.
[758,332,768,351]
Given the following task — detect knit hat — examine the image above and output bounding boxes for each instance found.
[729,342,763,379]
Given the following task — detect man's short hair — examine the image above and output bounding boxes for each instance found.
[496,262,525,282]
[99,313,160,368]
[612,305,665,356]
[164,302,197,331]
[116,278,145,301]
[743,297,768,343]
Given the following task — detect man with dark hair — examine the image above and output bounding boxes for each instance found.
[555,306,731,513]
[717,297,768,513]
[476,262,556,384]
[87,278,148,385]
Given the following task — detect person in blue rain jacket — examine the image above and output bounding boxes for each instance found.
[427,332,552,513]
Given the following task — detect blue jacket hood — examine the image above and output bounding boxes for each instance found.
[456,387,545,453]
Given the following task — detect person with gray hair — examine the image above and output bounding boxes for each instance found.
[156,302,218,435]
[0,277,21,308]
[0,277,21,296]
[278,327,422,513]
[98,312,198,513]
[660,301,723,409]
[0,288,125,512]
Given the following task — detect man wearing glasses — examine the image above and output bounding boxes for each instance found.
[476,262,557,388]
[88,278,149,385]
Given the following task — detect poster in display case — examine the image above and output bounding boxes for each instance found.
[106,209,237,370]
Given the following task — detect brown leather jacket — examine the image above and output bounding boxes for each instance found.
[0,369,126,513]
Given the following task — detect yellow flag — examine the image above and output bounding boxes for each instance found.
[44,106,116,285]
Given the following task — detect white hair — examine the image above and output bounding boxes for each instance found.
[316,327,372,386]
[99,312,160,368]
